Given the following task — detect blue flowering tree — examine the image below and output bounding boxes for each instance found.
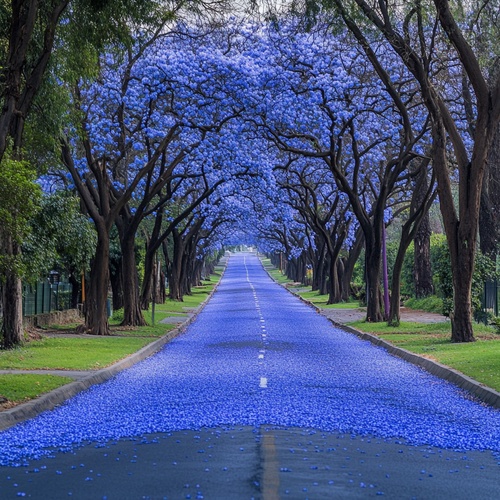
[247,23,429,321]
[329,0,500,340]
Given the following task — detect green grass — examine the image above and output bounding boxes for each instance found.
[297,289,360,309]
[260,259,294,285]
[348,320,500,392]
[0,268,225,407]
[261,258,360,309]
[404,295,444,314]
[0,337,156,370]
[0,374,73,404]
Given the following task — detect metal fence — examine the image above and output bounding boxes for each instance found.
[22,282,73,316]
[481,279,499,323]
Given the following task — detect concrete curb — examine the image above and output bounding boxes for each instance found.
[0,259,228,432]
[261,260,500,410]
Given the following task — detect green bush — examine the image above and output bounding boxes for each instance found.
[111,308,124,323]
[472,252,498,322]
[429,234,453,316]
[404,295,443,313]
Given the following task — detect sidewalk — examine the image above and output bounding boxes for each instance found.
[321,306,448,325]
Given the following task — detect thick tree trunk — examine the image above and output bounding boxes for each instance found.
[432,127,476,342]
[168,232,184,301]
[414,214,433,298]
[450,259,475,343]
[388,241,408,327]
[68,272,80,309]
[84,232,111,336]
[365,236,384,322]
[327,256,342,305]
[1,235,23,348]
[479,124,500,257]
[413,166,434,298]
[140,245,155,310]
[120,234,147,326]
[110,262,124,312]
[341,230,364,302]
[312,241,326,292]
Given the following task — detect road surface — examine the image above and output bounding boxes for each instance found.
[0,253,499,499]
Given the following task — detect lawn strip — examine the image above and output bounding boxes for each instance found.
[0,337,155,371]
[0,374,74,407]
[348,320,500,393]
[0,264,226,419]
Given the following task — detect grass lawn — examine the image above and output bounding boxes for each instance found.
[261,258,361,309]
[0,268,225,408]
[261,257,500,395]
[349,320,500,392]
[0,374,73,406]
[297,290,360,309]
[260,259,294,285]
[0,337,155,370]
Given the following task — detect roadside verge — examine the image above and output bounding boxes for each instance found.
[0,258,228,431]
[261,258,500,410]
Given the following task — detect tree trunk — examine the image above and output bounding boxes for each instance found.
[1,234,24,348]
[432,127,476,342]
[388,240,408,327]
[168,231,184,301]
[450,260,475,343]
[341,230,364,302]
[84,232,111,336]
[413,166,433,297]
[312,241,326,292]
[414,215,433,297]
[120,233,147,326]
[479,123,500,257]
[109,257,124,311]
[140,244,155,310]
[68,272,80,309]
[365,234,384,322]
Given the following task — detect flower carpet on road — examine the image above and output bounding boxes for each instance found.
[1,253,499,467]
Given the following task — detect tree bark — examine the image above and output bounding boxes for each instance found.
[84,231,111,336]
[1,233,24,348]
[432,126,476,342]
[479,123,500,257]
[109,260,124,312]
[168,230,185,301]
[140,246,155,310]
[413,168,433,298]
[120,232,147,326]
[341,229,364,302]
[68,272,80,309]
[365,232,384,322]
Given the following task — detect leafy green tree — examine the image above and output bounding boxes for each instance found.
[0,154,41,347]
[22,192,96,305]
[0,0,198,344]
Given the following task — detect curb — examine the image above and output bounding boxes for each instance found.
[261,260,500,410]
[0,259,228,432]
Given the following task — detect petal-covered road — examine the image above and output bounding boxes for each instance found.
[1,253,499,499]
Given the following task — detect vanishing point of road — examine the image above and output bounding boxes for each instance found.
[1,253,499,499]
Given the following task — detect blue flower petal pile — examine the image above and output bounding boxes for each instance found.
[1,254,499,467]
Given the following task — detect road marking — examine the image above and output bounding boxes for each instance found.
[259,377,268,388]
[261,431,280,500]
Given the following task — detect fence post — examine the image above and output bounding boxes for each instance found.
[496,279,498,318]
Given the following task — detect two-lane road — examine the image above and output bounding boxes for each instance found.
[1,253,499,498]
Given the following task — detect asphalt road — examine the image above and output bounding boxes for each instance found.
[0,253,499,499]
